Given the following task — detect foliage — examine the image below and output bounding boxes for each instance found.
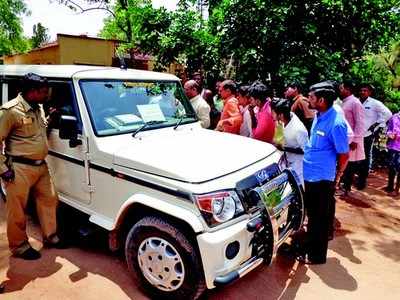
[100,0,219,75]
[0,0,30,56]
[57,0,400,108]
[31,22,50,48]
[134,3,218,74]
[350,41,400,112]
[208,0,400,89]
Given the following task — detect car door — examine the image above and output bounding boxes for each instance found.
[44,80,92,205]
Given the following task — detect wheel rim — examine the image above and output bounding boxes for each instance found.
[137,237,185,291]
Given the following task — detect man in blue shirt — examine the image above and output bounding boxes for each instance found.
[300,81,349,264]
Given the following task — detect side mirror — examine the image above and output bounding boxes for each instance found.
[59,115,82,147]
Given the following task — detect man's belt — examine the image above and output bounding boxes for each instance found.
[11,156,46,166]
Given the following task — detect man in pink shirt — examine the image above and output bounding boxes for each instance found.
[339,81,366,194]
[248,82,275,143]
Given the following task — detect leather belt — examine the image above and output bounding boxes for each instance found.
[11,156,45,166]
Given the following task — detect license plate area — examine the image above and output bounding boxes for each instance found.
[253,172,296,239]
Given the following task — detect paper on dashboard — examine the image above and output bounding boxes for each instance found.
[137,104,166,123]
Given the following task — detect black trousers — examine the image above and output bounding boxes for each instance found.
[388,168,400,191]
[358,135,374,187]
[342,161,360,191]
[388,149,400,191]
[304,180,335,263]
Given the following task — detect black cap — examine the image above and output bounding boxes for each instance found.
[21,73,48,94]
[23,73,47,84]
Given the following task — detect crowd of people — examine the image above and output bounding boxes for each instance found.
[1,71,399,268]
[184,73,399,264]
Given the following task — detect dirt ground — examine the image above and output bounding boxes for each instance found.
[0,171,399,300]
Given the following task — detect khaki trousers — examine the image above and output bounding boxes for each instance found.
[5,162,58,253]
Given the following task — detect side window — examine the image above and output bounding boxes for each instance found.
[7,78,21,100]
[44,81,81,131]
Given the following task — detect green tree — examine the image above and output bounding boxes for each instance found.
[350,41,400,112]
[56,0,400,103]
[208,0,400,87]
[100,0,218,74]
[55,0,147,45]
[58,1,218,75]
[31,22,50,48]
[378,41,400,89]
[0,0,30,56]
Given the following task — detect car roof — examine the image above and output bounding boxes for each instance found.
[0,65,179,81]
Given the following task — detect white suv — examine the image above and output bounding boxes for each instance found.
[0,65,304,299]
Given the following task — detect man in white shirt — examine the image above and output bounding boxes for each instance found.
[358,83,392,189]
[271,98,308,186]
[237,85,253,137]
[184,80,211,128]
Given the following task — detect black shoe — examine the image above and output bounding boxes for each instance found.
[43,234,69,249]
[296,254,326,265]
[13,247,41,260]
[277,242,296,257]
[356,183,366,190]
[383,186,394,192]
[43,239,68,249]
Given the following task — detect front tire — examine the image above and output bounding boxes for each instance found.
[125,216,206,300]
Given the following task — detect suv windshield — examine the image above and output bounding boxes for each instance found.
[80,80,197,136]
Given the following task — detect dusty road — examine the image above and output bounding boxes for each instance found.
[0,171,399,300]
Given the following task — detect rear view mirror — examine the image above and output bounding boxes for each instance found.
[59,115,82,147]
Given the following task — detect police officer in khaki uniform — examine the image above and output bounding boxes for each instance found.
[0,73,63,260]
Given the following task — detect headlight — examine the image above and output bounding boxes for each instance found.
[194,191,244,226]
[278,153,288,171]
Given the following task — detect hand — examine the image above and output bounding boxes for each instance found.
[48,107,58,115]
[222,119,233,126]
[1,169,15,182]
[387,133,396,140]
[349,142,358,151]
[334,172,343,190]
[215,122,224,131]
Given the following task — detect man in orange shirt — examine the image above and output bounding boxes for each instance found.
[215,80,243,134]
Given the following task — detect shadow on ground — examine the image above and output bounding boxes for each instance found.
[1,171,399,299]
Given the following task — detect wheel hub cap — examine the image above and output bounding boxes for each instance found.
[138,237,185,291]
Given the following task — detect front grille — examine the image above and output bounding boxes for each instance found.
[237,164,303,233]
[236,163,282,212]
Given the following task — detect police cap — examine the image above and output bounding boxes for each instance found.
[309,81,336,94]
[22,73,48,94]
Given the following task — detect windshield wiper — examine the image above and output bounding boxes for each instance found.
[132,120,166,137]
[173,113,196,130]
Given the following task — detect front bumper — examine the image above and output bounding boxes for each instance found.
[197,169,304,289]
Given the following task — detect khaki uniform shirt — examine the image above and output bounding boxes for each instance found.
[0,94,48,173]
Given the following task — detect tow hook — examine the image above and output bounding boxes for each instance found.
[247,217,263,232]
[247,214,274,265]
